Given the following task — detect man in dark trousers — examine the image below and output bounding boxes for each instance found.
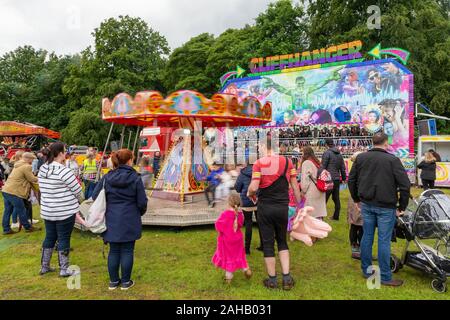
[321,138,346,220]
[204,163,224,208]
[348,132,411,287]
[247,139,302,290]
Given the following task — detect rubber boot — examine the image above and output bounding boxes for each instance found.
[58,250,77,277]
[39,247,56,275]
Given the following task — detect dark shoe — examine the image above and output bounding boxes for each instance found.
[25,226,41,233]
[263,277,278,289]
[381,279,404,287]
[109,281,121,291]
[39,247,56,275]
[121,280,135,290]
[256,246,263,252]
[282,275,295,291]
[351,245,361,260]
[351,252,361,260]
[2,230,16,235]
[245,249,250,255]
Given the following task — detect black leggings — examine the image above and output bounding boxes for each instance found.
[349,224,363,246]
[242,210,263,251]
[23,199,33,221]
[326,180,341,219]
[422,179,435,190]
[257,203,289,258]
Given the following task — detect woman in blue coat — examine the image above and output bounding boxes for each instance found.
[92,149,148,290]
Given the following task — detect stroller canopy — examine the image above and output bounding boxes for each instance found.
[414,192,450,240]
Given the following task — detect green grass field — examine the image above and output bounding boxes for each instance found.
[0,188,449,300]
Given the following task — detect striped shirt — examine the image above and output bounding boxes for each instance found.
[38,161,83,221]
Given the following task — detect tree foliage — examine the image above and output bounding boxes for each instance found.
[61,15,170,146]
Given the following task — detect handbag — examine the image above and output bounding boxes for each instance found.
[82,178,107,234]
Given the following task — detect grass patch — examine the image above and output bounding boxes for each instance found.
[0,188,449,300]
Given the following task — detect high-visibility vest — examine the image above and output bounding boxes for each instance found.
[83,159,97,174]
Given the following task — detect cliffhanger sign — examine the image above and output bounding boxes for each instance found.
[249,40,363,74]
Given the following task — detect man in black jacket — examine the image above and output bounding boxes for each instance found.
[321,138,346,220]
[348,132,411,287]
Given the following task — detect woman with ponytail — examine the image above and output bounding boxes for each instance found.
[91,149,148,291]
[38,142,83,277]
[212,192,252,284]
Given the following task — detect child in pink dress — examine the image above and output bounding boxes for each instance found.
[212,193,252,284]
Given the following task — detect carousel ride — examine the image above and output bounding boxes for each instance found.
[0,121,60,159]
[101,90,272,226]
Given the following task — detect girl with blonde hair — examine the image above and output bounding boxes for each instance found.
[418,152,437,190]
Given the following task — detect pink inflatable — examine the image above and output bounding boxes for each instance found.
[289,206,332,246]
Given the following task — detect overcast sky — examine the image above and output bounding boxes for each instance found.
[0,0,276,56]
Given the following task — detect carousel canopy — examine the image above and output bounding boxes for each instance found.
[0,121,60,139]
[102,90,272,128]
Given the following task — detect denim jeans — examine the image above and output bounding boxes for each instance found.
[108,241,136,283]
[11,199,31,224]
[360,203,396,282]
[42,215,76,251]
[84,180,97,200]
[2,192,31,232]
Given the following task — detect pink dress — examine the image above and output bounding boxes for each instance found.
[212,210,248,272]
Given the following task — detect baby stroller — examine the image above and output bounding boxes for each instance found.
[391,189,450,293]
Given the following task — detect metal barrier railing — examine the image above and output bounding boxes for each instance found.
[205,136,373,161]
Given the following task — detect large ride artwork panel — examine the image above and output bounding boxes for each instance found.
[222,59,414,161]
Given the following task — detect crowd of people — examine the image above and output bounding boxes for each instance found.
[0,131,443,291]
[278,124,371,139]
[211,132,415,289]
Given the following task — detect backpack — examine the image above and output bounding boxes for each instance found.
[308,160,334,193]
[315,168,334,192]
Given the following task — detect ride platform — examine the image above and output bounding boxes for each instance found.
[142,192,227,227]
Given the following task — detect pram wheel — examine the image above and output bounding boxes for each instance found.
[431,279,447,293]
[390,254,402,273]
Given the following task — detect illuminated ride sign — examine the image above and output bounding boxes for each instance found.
[249,40,364,75]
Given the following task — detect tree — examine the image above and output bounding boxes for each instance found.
[0,46,77,132]
[163,33,216,94]
[91,15,169,95]
[0,46,47,121]
[205,26,258,92]
[253,0,308,56]
[61,16,171,147]
[61,109,111,146]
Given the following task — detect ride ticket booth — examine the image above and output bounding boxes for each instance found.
[418,135,450,187]
[139,127,173,157]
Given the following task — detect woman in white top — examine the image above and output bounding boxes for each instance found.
[38,142,82,277]
[65,152,80,179]
[300,146,327,219]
